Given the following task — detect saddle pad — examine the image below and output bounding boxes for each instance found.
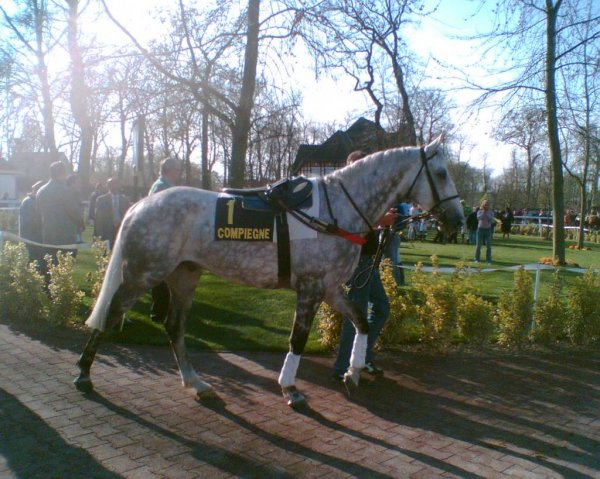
[214,196,274,241]
[284,178,319,241]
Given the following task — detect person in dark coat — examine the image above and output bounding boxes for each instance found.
[36,162,82,283]
[93,177,131,250]
[18,180,45,266]
[88,182,106,226]
[500,206,514,239]
[466,207,479,245]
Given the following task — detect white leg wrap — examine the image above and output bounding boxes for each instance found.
[278,352,301,388]
[349,333,368,370]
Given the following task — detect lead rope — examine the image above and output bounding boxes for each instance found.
[353,227,392,289]
[352,212,434,289]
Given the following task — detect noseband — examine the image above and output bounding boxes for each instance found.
[405,147,460,215]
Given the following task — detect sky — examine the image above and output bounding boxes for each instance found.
[295,1,516,175]
[26,0,517,176]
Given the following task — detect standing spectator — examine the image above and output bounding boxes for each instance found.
[88,182,106,226]
[474,200,495,264]
[383,202,408,287]
[93,177,131,250]
[500,206,514,240]
[333,150,397,380]
[19,181,45,266]
[36,162,82,282]
[148,158,182,323]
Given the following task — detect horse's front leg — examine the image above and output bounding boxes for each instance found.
[325,285,369,390]
[279,283,323,408]
[164,264,212,398]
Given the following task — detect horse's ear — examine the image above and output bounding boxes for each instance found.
[425,134,444,156]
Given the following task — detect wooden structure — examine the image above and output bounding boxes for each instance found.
[291,117,407,177]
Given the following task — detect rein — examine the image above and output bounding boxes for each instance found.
[352,212,431,289]
[406,147,461,215]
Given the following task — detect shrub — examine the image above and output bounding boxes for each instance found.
[47,251,85,326]
[565,269,600,345]
[411,257,468,349]
[0,242,48,322]
[378,259,415,346]
[496,267,533,348]
[0,210,18,233]
[532,270,566,345]
[316,291,345,351]
[457,293,494,345]
[86,239,110,300]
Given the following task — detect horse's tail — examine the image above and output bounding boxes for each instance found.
[85,233,124,331]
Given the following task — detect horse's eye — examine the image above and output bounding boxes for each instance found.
[437,169,448,180]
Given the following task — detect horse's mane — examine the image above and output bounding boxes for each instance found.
[325,146,412,185]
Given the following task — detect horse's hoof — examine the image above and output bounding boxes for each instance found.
[343,369,360,396]
[74,375,94,393]
[195,388,217,401]
[282,386,306,408]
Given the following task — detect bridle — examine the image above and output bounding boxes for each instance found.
[405,147,460,216]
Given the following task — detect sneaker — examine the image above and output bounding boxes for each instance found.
[331,372,344,382]
[364,362,384,376]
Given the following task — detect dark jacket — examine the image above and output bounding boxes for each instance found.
[466,210,478,231]
[36,179,82,246]
[19,194,42,243]
[93,192,131,243]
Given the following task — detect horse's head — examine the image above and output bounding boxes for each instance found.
[406,135,464,235]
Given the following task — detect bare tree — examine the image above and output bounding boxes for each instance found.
[308,0,438,145]
[63,0,94,188]
[1,0,59,154]
[460,0,600,263]
[493,107,546,207]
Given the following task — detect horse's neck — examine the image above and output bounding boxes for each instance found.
[325,148,415,230]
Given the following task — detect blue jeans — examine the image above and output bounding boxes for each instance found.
[333,256,390,375]
[468,228,477,245]
[384,232,403,286]
[475,227,493,262]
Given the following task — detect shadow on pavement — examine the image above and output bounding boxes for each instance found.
[0,387,122,479]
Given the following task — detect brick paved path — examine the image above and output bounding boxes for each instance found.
[0,322,599,478]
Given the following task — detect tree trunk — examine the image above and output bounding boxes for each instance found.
[228,0,260,187]
[34,8,57,155]
[67,0,92,189]
[118,92,127,179]
[577,186,586,248]
[390,57,417,145]
[201,108,210,190]
[525,148,534,206]
[545,0,566,263]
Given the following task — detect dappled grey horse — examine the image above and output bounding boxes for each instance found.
[75,136,463,407]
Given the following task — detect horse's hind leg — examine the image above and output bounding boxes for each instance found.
[163,263,211,398]
[74,329,101,392]
[278,283,324,407]
[74,282,145,392]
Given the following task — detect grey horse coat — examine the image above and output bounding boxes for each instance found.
[78,137,464,406]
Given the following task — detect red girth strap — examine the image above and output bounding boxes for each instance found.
[333,227,367,245]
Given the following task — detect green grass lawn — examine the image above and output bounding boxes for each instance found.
[398,232,599,299]
[70,229,598,353]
